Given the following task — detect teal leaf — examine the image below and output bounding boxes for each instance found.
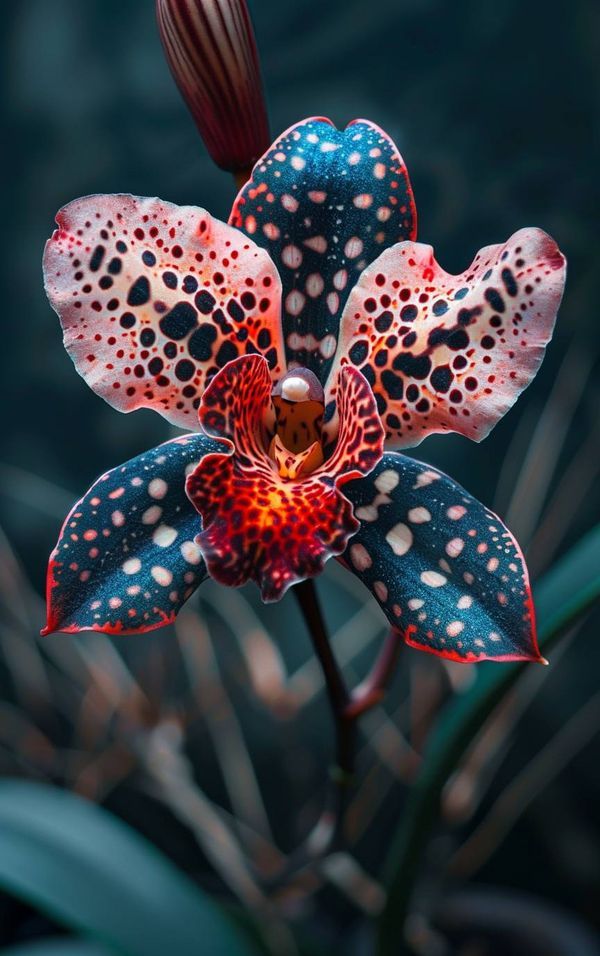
[0,780,260,956]
[1,940,111,955]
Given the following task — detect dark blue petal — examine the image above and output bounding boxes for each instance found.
[341,453,541,662]
[230,117,416,381]
[43,434,220,635]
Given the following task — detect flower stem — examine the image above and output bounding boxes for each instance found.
[345,627,403,719]
[294,578,355,780]
[267,580,403,883]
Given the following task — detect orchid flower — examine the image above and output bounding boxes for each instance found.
[42,116,566,663]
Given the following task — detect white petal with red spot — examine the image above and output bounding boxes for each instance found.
[326,227,565,448]
[44,194,285,429]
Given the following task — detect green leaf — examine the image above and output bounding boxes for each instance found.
[1,940,111,956]
[0,780,259,956]
[377,524,600,956]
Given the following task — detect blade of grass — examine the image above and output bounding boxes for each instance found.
[135,725,297,955]
[175,608,274,840]
[448,686,600,878]
[202,585,290,713]
[377,523,600,956]
[503,342,593,544]
[527,415,600,575]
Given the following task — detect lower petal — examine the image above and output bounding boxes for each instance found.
[43,434,219,635]
[186,452,359,602]
[186,353,384,601]
[341,453,541,662]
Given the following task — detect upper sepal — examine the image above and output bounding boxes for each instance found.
[43,434,220,635]
[341,453,542,662]
[230,117,416,380]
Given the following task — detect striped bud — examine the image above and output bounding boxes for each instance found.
[156,0,270,175]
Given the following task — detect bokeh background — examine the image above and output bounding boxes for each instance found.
[2,0,599,952]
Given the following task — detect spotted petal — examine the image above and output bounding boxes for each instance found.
[326,228,565,447]
[230,117,416,379]
[186,353,383,601]
[342,454,541,662]
[43,434,220,635]
[44,194,285,429]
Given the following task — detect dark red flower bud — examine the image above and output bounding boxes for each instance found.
[156,0,270,175]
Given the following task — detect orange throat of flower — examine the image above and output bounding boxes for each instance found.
[268,369,325,479]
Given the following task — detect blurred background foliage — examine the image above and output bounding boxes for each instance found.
[1,0,599,953]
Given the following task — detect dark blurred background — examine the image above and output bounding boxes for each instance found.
[1,0,599,952]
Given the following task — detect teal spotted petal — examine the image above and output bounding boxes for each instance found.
[341,453,542,662]
[230,117,416,381]
[43,434,219,635]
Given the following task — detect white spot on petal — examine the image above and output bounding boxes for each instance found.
[151,565,173,586]
[408,507,431,524]
[333,269,348,290]
[446,537,465,557]
[344,236,363,259]
[303,235,328,253]
[447,505,466,520]
[263,222,280,240]
[286,290,306,316]
[148,478,168,500]
[142,505,162,525]
[281,244,303,268]
[446,621,464,637]
[181,540,203,565]
[305,273,324,297]
[281,194,299,212]
[414,470,440,489]
[408,598,424,610]
[355,505,378,522]
[375,469,399,493]
[319,334,337,359]
[123,557,141,575]
[350,543,372,571]
[386,523,413,556]
[421,570,447,588]
[326,291,339,314]
[153,525,178,548]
